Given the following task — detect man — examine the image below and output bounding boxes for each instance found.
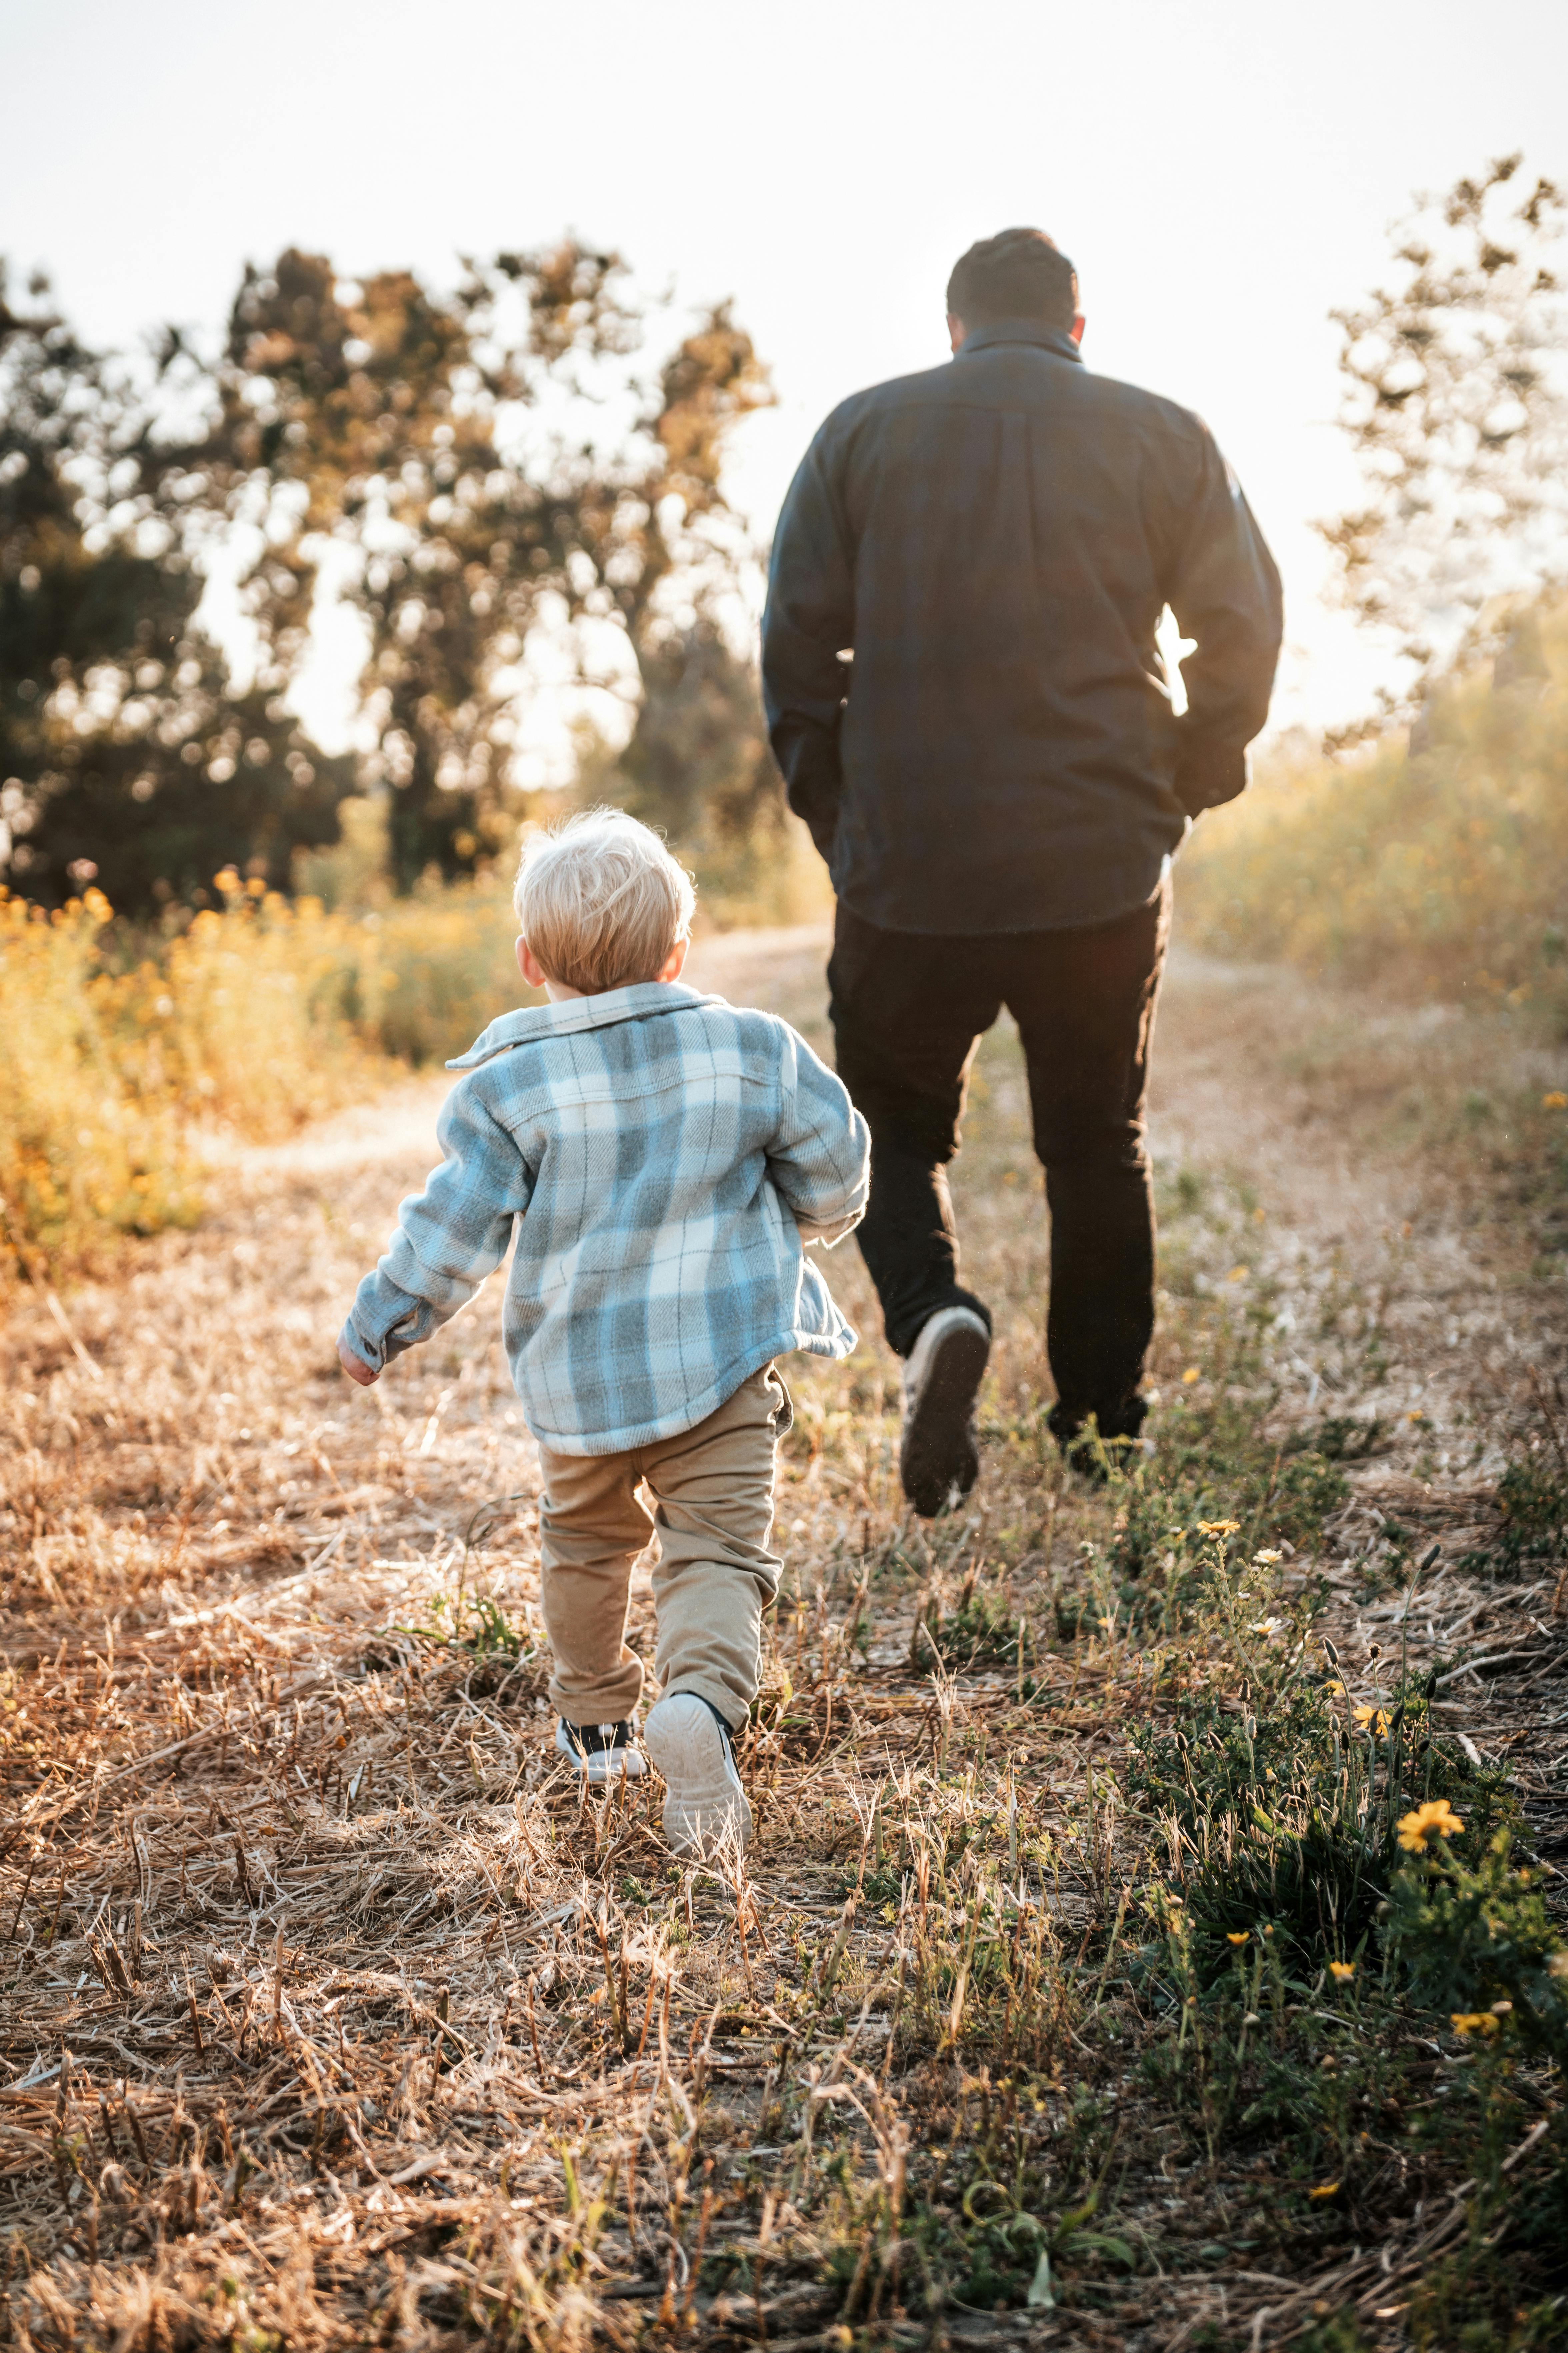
[761,227,1282,1515]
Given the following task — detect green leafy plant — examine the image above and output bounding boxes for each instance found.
[1494,1447,1568,1571]
[911,1567,1033,1673]
[1387,1825,1568,2062]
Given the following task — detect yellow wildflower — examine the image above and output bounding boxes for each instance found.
[1227,1264,1250,1283]
[1181,1366,1201,1384]
[1329,1961,1355,1982]
[1308,2183,1340,2200]
[1354,1705,1391,1737]
[1197,1519,1242,1538]
[1325,1680,1346,1696]
[1397,1799,1464,1853]
[1227,1932,1250,1947]
[1450,2012,1500,2038]
[1543,1091,1567,1111]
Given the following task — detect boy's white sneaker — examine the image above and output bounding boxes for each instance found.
[554,1717,647,1781]
[643,1693,752,1858]
[900,1305,991,1518]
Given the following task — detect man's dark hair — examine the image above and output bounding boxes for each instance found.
[946,229,1078,329]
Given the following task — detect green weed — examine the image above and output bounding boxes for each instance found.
[911,1566,1033,1673]
[1494,1448,1568,1571]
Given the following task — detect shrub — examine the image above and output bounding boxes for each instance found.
[1493,1447,1568,1571]
[0,868,528,1287]
[1181,597,1568,1010]
[1387,1827,1568,2062]
[0,889,199,1269]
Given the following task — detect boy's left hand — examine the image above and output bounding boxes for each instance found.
[339,1339,379,1387]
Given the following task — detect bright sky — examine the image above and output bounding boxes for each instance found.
[7,0,1567,744]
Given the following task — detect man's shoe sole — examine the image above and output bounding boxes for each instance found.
[901,1316,990,1518]
[644,1693,752,1858]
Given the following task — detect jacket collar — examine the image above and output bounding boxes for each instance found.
[448,981,722,1070]
[955,319,1083,366]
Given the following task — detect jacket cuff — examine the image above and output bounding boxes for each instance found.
[803,809,839,863]
[339,1314,385,1375]
[795,1205,865,1247]
[1173,739,1249,818]
[770,720,843,861]
[341,1289,426,1375]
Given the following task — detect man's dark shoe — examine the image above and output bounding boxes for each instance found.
[900,1306,991,1516]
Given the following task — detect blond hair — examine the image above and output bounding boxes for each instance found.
[513,808,696,994]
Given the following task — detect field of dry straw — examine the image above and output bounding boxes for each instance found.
[3,918,1568,2353]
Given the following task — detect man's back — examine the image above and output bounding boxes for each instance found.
[762,319,1282,935]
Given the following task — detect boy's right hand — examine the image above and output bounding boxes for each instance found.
[338,1339,379,1387]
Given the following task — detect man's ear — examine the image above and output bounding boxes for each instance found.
[658,937,691,984]
[1070,313,1086,346]
[947,311,967,354]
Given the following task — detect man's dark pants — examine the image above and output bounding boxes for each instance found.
[829,880,1170,1439]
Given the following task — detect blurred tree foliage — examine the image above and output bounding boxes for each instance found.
[1,244,774,908]
[168,244,774,890]
[618,597,780,854]
[1320,154,1568,717]
[0,266,346,909]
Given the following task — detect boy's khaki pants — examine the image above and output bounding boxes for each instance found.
[537,1365,790,1732]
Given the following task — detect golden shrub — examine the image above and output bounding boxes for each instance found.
[0,869,525,1286]
[1181,600,1568,1007]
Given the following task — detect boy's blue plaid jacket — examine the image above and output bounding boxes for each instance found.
[340,983,870,1456]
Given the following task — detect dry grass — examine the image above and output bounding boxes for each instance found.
[2,925,1567,2352]
[0,872,526,1296]
[1181,599,1568,1013]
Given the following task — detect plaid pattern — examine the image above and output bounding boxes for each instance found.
[340,984,869,1456]
[761,320,1283,937]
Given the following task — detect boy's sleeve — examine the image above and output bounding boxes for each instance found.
[764,1022,870,1247]
[340,1077,535,1373]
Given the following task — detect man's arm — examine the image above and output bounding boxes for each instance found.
[338,1081,534,1380]
[1164,433,1284,818]
[761,426,856,861]
[764,1023,870,1247]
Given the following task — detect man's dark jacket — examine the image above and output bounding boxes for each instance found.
[760,320,1283,935]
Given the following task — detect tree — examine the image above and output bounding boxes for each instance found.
[197,247,772,889]
[0,267,351,910]
[617,597,780,850]
[1319,155,1568,708]
[3,246,773,906]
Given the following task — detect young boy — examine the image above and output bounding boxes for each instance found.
[337,809,869,1857]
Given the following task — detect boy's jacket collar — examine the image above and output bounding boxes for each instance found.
[447,981,724,1070]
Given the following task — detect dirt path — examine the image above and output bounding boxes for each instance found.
[3,925,1566,2349]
